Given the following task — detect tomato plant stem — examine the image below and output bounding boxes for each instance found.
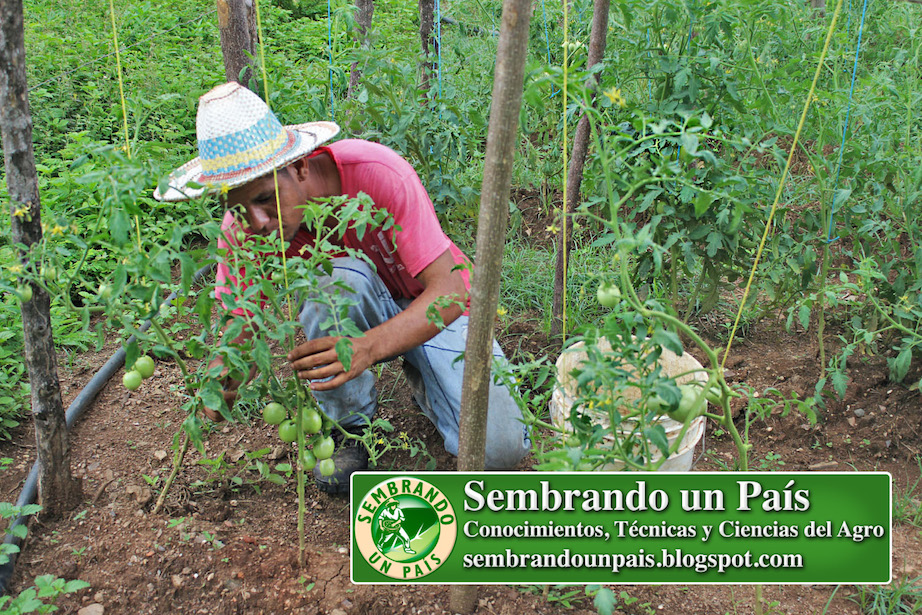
[152,432,189,515]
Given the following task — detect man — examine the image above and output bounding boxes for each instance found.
[154,82,529,493]
[376,500,415,554]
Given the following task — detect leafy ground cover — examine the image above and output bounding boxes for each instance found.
[1,0,921,611]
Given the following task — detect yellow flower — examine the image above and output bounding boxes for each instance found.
[603,87,626,108]
[9,264,23,275]
[219,183,230,195]
[496,306,508,318]
[12,206,29,218]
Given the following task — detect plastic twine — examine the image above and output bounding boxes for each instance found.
[827,0,869,243]
[561,0,569,339]
[107,0,142,251]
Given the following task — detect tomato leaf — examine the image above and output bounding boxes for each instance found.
[644,424,670,457]
[335,337,354,372]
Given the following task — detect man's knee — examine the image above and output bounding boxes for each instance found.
[484,423,530,469]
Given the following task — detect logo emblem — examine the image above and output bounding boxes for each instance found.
[354,477,457,580]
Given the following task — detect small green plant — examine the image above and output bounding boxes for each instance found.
[0,575,90,615]
[758,451,785,471]
[893,458,922,529]
[850,577,922,615]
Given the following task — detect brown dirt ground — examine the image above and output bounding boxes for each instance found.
[1,202,920,615]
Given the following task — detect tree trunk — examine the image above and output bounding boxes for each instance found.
[0,0,82,519]
[418,0,436,94]
[449,0,533,610]
[217,0,258,91]
[347,0,375,99]
[550,0,610,339]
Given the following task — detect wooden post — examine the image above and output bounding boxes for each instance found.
[347,0,375,99]
[551,0,610,339]
[0,0,82,518]
[418,0,436,94]
[217,0,258,90]
[449,0,533,610]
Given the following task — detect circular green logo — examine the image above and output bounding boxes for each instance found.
[355,478,457,580]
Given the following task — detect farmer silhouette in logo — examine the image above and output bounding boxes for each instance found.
[377,500,415,554]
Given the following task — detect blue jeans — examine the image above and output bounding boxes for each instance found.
[298,258,530,469]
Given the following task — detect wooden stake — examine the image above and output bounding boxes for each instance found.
[217,0,258,90]
[450,0,533,609]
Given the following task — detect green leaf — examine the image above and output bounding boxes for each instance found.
[888,347,912,383]
[182,414,205,453]
[110,209,131,246]
[651,329,683,356]
[798,305,811,330]
[335,338,354,373]
[644,424,670,457]
[694,192,715,217]
[593,587,618,615]
[63,579,91,593]
[254,338,272,374]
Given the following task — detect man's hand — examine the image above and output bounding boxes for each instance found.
[288,335,376,392]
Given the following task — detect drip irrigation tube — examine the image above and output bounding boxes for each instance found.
[0,262,214,595]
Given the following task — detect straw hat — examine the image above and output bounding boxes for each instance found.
[154,82,339,202]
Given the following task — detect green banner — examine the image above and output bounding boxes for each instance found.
[351,472,890,584]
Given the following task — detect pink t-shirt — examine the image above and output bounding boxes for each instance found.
[215,139,471,315]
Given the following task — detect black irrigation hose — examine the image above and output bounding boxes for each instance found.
[0,262,214,595]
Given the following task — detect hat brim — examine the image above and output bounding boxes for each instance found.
[153,121,340,202]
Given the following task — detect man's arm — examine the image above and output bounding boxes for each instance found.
[286,249,467,391]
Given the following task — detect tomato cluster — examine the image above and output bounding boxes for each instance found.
[260,401,336,475]
[122,355,156,391]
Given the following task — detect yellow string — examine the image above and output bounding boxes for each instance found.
[253,0,292,322]
[561,0,569,341]
[107,0,142,250]
[720,0,844,369]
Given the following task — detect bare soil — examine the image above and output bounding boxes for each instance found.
[1,203,920,614]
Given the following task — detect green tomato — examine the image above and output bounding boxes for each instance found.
[313,436,335,460]
[41,265,58,283]
[262,402,287,426]
[667,384,702,423]
[123,370,143,391]
[278,419,298,443]
[16,285,32,303]
[317,458,336,477]
[271,271,285,284]
[299,447,317,471]
[134,355,155,379]
[646,394,669,415]
[596,282,622,308]
[98,284,112,300]
[235,230,247,244]
[299,409,322,435]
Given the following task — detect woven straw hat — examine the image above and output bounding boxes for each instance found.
[154,82,339,202]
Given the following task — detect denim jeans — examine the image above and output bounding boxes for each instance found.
[298,257,530,469]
